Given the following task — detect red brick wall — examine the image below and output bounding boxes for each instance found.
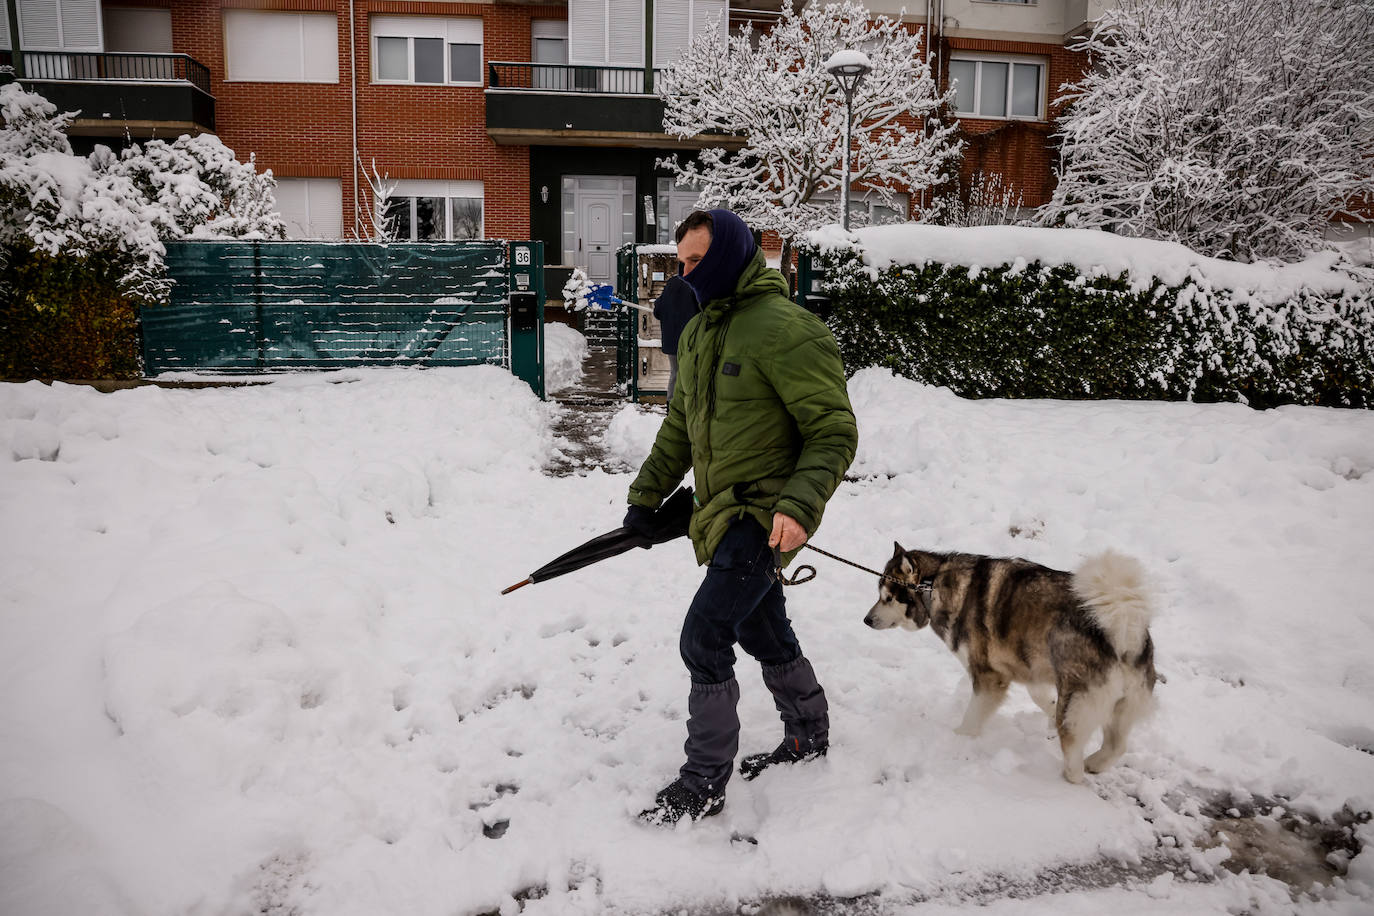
[941,37,1090,209]
[159,0,567,239]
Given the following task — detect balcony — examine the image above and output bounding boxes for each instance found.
[485,61,741,150]
[2,51,215,138]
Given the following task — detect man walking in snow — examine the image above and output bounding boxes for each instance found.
[625,209,858,825]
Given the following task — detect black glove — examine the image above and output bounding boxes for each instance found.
[623,504,657,542]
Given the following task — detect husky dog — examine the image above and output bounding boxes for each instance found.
[864,544,1156,784]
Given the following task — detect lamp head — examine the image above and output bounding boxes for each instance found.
[824,52,873,94]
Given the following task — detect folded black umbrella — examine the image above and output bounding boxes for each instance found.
[501,487,694,595]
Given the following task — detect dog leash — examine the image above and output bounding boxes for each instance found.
[772,543,913,588]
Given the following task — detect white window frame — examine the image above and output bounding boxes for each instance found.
[223,10,339,83]
[383,180,484,241]
[532,19,568,62]
[948,53,1046,121]
[814,190,911,227]
[371,15,483,87]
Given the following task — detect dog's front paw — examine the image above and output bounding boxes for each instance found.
[1084,750,1116,773]
[1061,765,1085,784]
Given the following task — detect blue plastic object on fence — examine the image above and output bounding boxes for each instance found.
[587,284,625,310]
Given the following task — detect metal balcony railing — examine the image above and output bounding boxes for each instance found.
[2,51,213,96]
[488,61,665,95]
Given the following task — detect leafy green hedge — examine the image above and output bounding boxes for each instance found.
[808,250,1374,409]
[1,247,142,380]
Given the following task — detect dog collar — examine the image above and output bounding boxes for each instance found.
[914,575,936,615]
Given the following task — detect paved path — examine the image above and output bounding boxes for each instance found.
[544,346,635,476]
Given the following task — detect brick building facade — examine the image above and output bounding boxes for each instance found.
[3,0,1097,280]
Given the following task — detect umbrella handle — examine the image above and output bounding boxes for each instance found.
[501,577,533,595]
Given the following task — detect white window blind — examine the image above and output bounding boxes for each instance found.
[16,0,103,50]
[104,8,173,53]
[18,0,60,49]
[653,0,724,68]
[607,0,642,66]
[0,12,10,50]
[569,0,643,65]
[275,179,344,239]
[569,0,606,64]
[224,11,338,83]
[59,0,99,49]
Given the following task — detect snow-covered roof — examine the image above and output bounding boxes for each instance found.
[806,223,1367,302]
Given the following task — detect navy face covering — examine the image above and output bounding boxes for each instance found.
[683,208,757,306]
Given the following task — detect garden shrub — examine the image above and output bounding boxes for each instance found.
[1,249,141,379]
[806,237,1373,409]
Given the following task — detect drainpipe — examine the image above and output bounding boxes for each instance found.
[349,0,361,238]
[925,0,932,64]
[644,0,653,94]
[5,0,22,78]
[936,0,944,83]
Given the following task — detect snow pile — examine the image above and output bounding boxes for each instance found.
[602,403,669,469]
[807,223,1368,302]
[543,321,588,394]
[3,368,1373,916]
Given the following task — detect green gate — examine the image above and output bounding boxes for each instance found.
[615,242,641,397]
[144,241,543,393]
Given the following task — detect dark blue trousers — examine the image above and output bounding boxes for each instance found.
[677,516,812,794]
[680,516,801,683]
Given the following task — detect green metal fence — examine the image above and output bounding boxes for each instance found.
[144,241,513,374]
[615,242,641,396]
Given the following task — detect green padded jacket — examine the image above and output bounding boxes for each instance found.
[628,249,858,566]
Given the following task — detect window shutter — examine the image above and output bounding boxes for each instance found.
[694,0,726,48]
[58,0,100,50]
[104,8,173,53]
[607,0,642,66]
[653,0,690,68]
[0,12,10,50]
[300,13,339,82]
[568,0,605,64]
[18,0,60,49]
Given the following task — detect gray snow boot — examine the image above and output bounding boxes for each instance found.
[641,678,739,826]
[740,656,829,781]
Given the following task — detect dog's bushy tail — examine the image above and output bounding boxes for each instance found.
[1072,550,1153,656]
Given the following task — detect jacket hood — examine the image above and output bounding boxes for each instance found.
[700,249,789,325]
[683,208,757,306]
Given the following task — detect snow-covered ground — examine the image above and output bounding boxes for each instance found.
[2,356,1372,916]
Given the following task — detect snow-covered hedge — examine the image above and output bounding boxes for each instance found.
[804,225,1374,408]
[1,83,284,378]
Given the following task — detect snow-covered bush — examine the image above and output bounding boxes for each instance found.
[1,83,283,377]
[657,0,961,276]
[1038,0,1374,263]
[805,225,1374,408]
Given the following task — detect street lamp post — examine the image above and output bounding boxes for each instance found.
[824,50,873,231]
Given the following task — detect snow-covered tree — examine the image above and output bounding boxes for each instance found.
[356,156,399,242]
[1,83,284,304]
[1038,0,1374,262]
[116,133,285,241]
[657,0,962,272]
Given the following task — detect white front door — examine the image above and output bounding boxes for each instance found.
[564,175,635,286]
[580,193,619,284]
